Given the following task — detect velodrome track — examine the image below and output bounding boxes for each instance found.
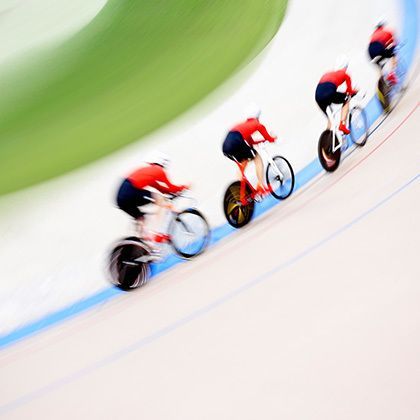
[0,0,406,338]
[0,0,419,417]
[0,79,418,419]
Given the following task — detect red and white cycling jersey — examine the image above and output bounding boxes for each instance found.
[127,164,185,194]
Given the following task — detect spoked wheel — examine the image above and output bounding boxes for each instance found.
[169,209,210,259]
[377,77,391,113]
[108,237,150,290]
[266,156,295,200]
[349,105,368,146]
[318,130,341,172]
[223,181,254,229]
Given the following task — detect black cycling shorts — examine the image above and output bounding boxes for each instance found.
[116,179,154,219]
[368,41,395,64]
[315,82,348,115]
[222,131,256,162]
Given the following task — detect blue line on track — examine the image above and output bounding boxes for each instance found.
[0,0,417,350]
[0,173,418,416]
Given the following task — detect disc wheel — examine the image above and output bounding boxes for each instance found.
[266,156,295,200]
[223,181,254,229]
[377,77,391,113]
[108,237,150,290]
[318,130,341,172]
[349,105,368,146]
[169,209,210,259]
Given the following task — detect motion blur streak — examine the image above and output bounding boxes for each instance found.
[0,172,418,416]
[0,103,417,350]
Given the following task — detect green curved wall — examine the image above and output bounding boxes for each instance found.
[0,0,288,195]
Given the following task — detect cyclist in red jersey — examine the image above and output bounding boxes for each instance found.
[222,106,276,193]
[315,55,358,135]
[116,153,188,241]
[368,19,398,85]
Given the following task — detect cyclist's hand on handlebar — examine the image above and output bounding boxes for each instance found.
[268,136,277,143]
[349,89,358,97]
[181,183,191,191]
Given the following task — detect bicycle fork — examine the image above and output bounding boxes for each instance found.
[327,107,343,153]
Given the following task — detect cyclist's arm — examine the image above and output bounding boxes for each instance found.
[344,73,356,95]
[256,123,276,143]
[155,171,186,194]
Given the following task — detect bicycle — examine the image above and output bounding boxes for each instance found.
[108,193,210,290]
[374,45,407,113]
[318,92,368,172]
[223,139,295,229]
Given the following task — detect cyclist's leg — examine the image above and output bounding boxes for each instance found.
[238,160,248,178]
[384,46,397,80]
[223,131,252,181]
[146,192,172,239]
[116,179,147,236]
[253,152,265,189]
[331,91,349,128]
[341,99,350,125]
[315,82,335,130]
[369,41,388,77]
[234,140,263,188]
[390,55,397,72]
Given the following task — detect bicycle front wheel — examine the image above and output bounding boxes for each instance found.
[349,105,368,146]
[223,181,255,228]
[266,156,295,200]
[318,130,341,172]
[169,209,210,259]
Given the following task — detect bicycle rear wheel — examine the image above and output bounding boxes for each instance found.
[318,130,341,172]
[349,105,368,146]
[108,237,150,290]
[377,77,391,113]
[266,156,295,200]
[169,209,210,259]
[223,181,254,229]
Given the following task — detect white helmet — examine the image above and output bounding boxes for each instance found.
[244,103,261,120]
[375,17,386,28]
[335,54,349,70]
[146,151,170,168]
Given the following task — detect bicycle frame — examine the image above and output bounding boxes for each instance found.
[138,193,196,245]
[258,142,283,179]
[325,92,365,152]
[233,141,279,205]
[374,44,405,80]
[234,161,258,206]
[326,105,344,153]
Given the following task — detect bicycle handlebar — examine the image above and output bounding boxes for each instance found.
[253,137,277,146]
[165,190,194,201]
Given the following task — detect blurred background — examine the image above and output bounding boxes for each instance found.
[0,0,419,417]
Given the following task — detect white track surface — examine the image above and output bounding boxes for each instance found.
[0,0,406,335]
[1,0,420,417]
[0,81,419,419]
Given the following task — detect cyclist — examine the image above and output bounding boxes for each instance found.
[368,19,398,85]
[222,105,276,194]
[315,55,358,135]
[116,152,188,241]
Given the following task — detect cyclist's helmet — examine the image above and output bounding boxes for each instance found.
[375,17,386,29]
[335,54,349,71]
[146,151,170,168]
[245,103,262,120]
